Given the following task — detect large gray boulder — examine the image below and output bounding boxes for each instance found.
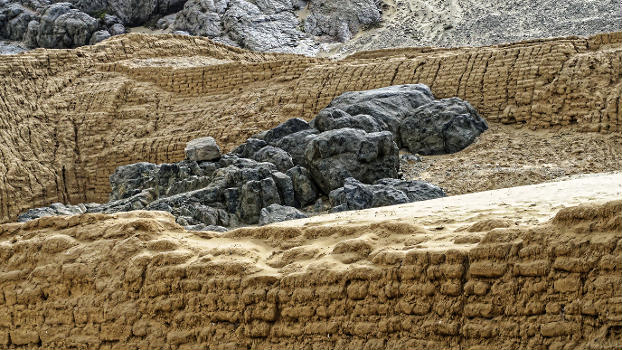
[399,97,488,155]
[320,84,436,141]
[271,171,296,207]
[252,145,294,172]
[35,3,99,48]
[304,128,399,194]
[304,0,381,42]
[313,107,385,133]
[222,0,305,52]
[258,204,307,225]
[273,128,319,167]
[329,177,445,212]
[0,2,38,41]
[185,136,221,161]
[172,0,227,37]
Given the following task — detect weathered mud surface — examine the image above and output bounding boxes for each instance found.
[0,175,620,349]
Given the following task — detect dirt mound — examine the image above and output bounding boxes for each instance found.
[552,200,622,233]
[0,32,620,223]
[0,176,620,348]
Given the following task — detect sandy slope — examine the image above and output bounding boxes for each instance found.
[271,172,622,252]
[402,124,622,196]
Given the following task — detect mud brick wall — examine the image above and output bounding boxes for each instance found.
[0,32,620,222]
[0,202,620,349]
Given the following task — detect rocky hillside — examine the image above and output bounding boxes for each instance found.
[0,32,620,224]
[1,0,621,55]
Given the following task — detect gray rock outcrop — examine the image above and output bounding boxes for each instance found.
[258,204,308,225]
[329,177,445,212]
[52,0,187,26]
[18,202,90,222]
[319,84,436,140]
[399,97,488,155]
[304,0,382,42]
[109,162,159,200]
[34,2,99,48]
[0,1,113,49]
[171,0,379,54]
[304,128,399,193]
[0,1,38,41]
[20,84,485,230]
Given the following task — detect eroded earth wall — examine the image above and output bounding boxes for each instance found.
[0,200,620,349]
[0,32,621,222]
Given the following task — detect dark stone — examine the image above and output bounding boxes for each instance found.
[272,171,297,207]
[399,97,488,155]
[324,84,435,142]
[258,204,308,225]
[286,165,318,207]
[252,145,294,172]
[185,136,221,161]
[273,128,319,167]
[304,128,399,193]
[329,177,445,212]
[231,138,268,158]
[109,162,158,200]
[313,107,385,133]
[263,117,311,144]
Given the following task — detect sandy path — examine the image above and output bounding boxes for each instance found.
[275,172,622,229]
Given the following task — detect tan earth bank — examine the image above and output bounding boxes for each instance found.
[0,31,621,349]
[0,31,621,223]
[0,173,620,348]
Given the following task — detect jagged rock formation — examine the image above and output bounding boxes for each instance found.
[57,0,187,26]
[2,0,621,55]
[1,0,384,54]
[20,84,471,227]
[0,0,127,49]
[171,0,384,53]
[0,32,620,223]
[329,177,445,212]
[1,177,620,348]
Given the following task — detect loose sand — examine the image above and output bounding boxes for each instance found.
[402,124,622,196]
